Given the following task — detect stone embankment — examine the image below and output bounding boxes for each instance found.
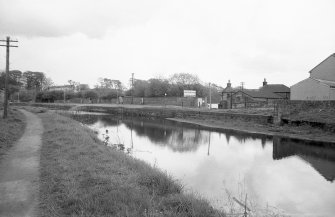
[276,100,335,133]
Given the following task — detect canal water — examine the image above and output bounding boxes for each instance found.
[71,113,335,217]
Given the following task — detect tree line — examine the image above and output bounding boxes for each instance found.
[1,71,223,103]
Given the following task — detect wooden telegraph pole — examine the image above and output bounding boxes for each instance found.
[0,36,18,119]
[131,73,134,104]
[209,82,212,109]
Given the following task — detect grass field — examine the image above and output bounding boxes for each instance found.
[34,109,223,217]
[0,107,26,158]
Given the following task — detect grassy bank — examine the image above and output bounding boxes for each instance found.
[0,107,26,157]
[34,108,223,217]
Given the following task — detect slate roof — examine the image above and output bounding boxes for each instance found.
[235,89,285,99]
[222,86,236,93]
[259,84,290,93]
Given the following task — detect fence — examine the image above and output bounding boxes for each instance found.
[60,96,200,107]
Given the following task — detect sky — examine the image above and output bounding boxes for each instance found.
[0,0,334,89]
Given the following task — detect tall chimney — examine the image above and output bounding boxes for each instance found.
[227,80,231,88]
[263,78,267,86]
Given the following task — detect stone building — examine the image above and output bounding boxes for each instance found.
[259,79,290,99]
[221,80,237,109]
[220,79,290,109]
[291,53,335,100]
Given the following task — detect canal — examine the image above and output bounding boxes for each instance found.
[70,113,335,217]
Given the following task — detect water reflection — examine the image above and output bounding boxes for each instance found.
[71,113,335,216]
[122,118,210,152]
[273,137,335,182]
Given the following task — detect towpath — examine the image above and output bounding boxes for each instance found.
[0,109,43,217]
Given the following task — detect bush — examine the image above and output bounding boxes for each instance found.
[83,90,99,100]
[17,90,35,102]
[36,90,65,102]
[101,90,117,100]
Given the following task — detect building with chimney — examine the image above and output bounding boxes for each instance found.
[220,79,290,108]
[220,80,237,109]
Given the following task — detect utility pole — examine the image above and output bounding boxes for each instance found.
[63,90,66,103]
[241,82,245,108]
[0,37,18,119]
[131,73,134,104]
[209,82,212,109]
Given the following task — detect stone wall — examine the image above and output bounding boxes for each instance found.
[276,100,335,116]
[275,100,335,132]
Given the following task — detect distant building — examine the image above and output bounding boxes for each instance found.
[220,79,290,108]
[48,85,74,92]
[291,53,335,100]
[221,80,237,109]
[233,88,285,102]
[259,79,290,99]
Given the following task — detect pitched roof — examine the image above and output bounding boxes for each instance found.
[309,53,335,74]
[222,86,235,93]
[235,89,284,99]
[260,84,290,93]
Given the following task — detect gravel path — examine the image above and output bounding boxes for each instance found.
[0,110,43,217]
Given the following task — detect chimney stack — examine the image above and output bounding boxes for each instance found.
[227,80,231,88]
[263,78,267,86]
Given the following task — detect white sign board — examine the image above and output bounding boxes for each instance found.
[184,90,196,97]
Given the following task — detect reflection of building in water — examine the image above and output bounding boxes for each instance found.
[224,130,270,146]
[300,156,335,183]
[273,137,335,182]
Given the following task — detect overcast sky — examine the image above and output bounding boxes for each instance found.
[0,0,334,89]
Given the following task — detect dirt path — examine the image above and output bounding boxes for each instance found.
[0,110,43,217]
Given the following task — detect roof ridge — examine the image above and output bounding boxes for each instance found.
[309,53,335,73]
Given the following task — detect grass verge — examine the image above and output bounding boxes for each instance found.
[0,107,26,158]
[35,109,223,217]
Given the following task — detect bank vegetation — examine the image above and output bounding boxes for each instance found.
[32,108,224,217]
[0,107,26,157]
